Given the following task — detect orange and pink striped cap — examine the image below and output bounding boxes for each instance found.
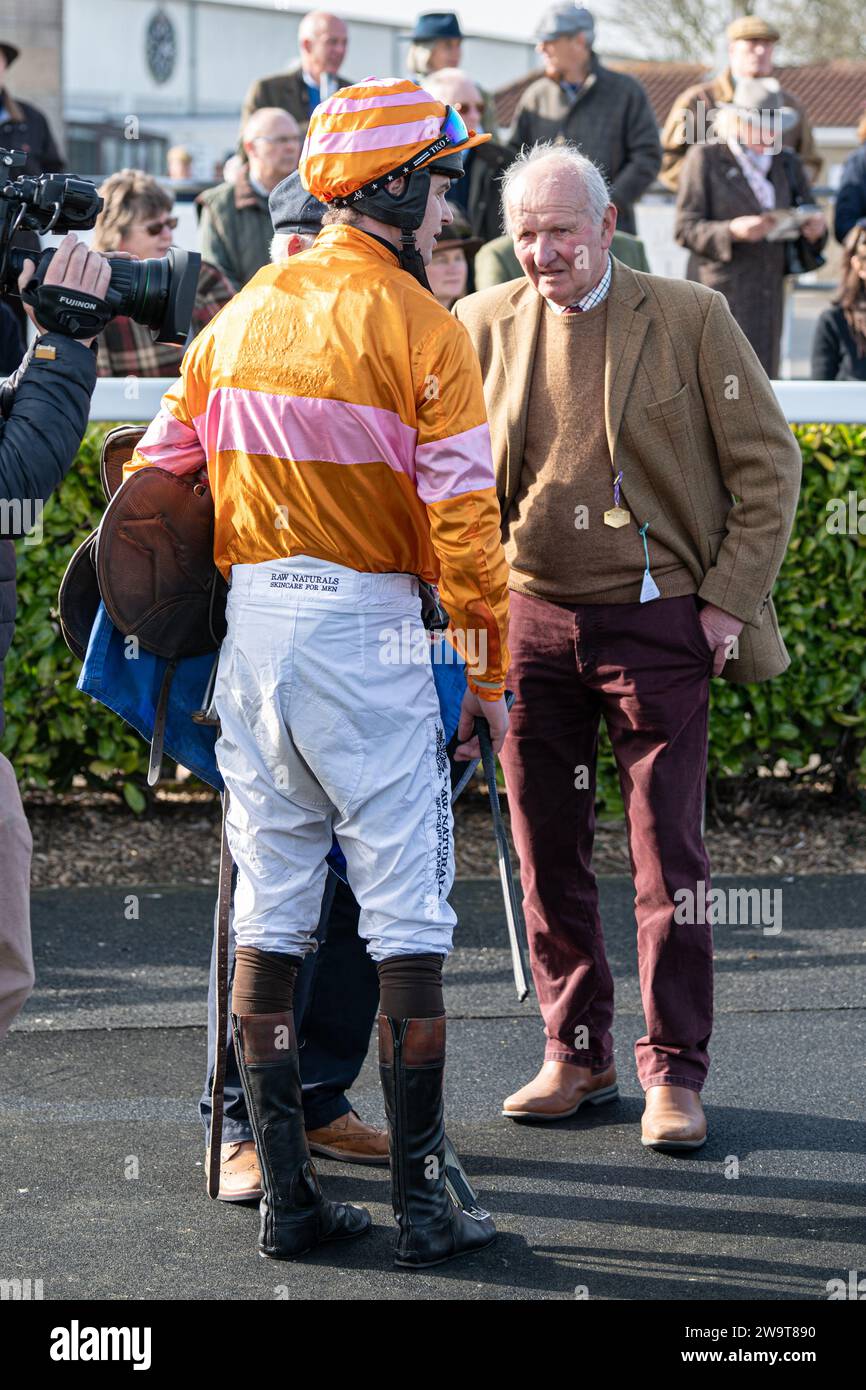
[299,77,490,203]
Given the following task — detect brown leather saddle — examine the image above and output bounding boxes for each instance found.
[58,425,235,1201]
[58,424,228,783]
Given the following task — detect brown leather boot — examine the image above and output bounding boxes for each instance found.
[306,1110,389,1165]
[502,1061,618,1121]
[641,1085,707,1151]
[207,1140,263,1202]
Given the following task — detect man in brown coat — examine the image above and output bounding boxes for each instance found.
[240,10,352,136]
[660,14,821,192]
[454,142,801,1150]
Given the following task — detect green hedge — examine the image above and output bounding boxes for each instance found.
[2,421,865,809]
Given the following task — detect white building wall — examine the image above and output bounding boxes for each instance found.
[64,0,535,173]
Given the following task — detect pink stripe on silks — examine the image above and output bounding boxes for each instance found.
[318,91,434,116]
[414,423,496,504]
[202,387,418,476]
[307,117,443,156]
[135,404,206,475]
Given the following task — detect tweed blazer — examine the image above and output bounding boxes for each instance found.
[453,259,802,683]
[240,63,354,134]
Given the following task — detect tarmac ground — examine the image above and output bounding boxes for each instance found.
[2,873,865,1305]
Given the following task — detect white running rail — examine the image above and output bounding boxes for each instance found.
[88,377,866,426]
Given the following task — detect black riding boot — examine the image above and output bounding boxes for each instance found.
[378,1013,496,1268]
[233,1010,371,1259]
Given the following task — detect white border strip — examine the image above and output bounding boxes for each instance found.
[89,377,866,426]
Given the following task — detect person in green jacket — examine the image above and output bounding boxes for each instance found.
[198,108,301,291]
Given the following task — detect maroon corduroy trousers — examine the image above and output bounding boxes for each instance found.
[498,591,714,1092]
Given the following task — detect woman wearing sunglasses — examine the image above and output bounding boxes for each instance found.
[91,168,235,378]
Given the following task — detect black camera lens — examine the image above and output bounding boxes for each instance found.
[103,247,201,345]
[1,153,202,345]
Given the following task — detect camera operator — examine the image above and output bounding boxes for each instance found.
[0,231,110,1040]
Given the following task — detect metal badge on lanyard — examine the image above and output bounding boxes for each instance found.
[603,469,630,528]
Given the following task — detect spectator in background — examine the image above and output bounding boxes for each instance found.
[834,111,866,243]
[241,10,351,135]
[812,221,866,382]
[199,109,301,291]
[474,222,651,290]
[675,81,826,378]
[0,39,65,339]
[0,300,24,377]
[167,145,193,180]
[424,69,510,242]
[0,40,64,175]
[427,215,481,308]
[407,13,499,137]
[91,170,235,378]
[660,15,820,193]
[406,11,462,81]
[510,6,661,236]
[220,154,243,186]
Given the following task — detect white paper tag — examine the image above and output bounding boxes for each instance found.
[639,571,661,604]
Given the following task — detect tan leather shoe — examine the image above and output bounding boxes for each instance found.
[207,1140,263,1202]
[641,1085,707,1151]
[306,1109,389,1165]
[502,1061,618,1121]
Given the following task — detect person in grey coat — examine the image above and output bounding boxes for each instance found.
[509,6,661,235]
[0,235,109,1041]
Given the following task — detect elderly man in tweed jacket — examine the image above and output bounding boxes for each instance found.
[454,142,801,1150]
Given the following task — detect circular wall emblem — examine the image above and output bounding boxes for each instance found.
[146,9,177,84]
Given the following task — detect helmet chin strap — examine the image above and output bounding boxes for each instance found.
[399,228,432,291]
[332,164,449,292]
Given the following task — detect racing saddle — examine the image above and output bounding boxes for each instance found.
[58,425,228,784]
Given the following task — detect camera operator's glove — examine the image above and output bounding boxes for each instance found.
[19,278,112,340]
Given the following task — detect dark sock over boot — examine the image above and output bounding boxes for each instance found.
[233,1010,371,1259]
[378,1012,496,1268]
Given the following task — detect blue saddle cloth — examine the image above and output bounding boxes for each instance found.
[78,603,469,880]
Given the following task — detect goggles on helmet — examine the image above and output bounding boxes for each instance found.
[329,105,469,207]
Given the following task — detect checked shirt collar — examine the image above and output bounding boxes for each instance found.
[545,253,612,314]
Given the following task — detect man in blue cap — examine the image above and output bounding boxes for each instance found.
[510,4,661,235]
[406,12,464,84]
[406,11,499,137]
[200,170,390,1199]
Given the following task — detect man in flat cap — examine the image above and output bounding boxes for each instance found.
[509,6,661,235]
[660,15,820,192]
